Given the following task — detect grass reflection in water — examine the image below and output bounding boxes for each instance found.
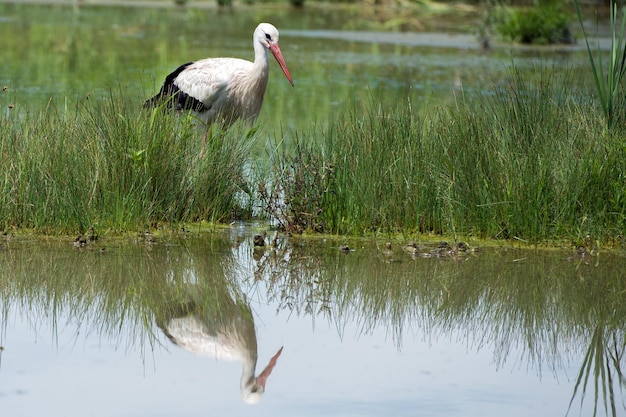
[0,231,624,414]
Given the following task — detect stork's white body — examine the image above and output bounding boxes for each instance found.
[174,57,269,126]
[145,23,293,127]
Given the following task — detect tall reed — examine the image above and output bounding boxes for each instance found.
[575,0,626,129]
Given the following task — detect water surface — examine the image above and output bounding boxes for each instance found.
[1,228,624,416]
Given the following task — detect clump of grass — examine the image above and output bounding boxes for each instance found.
[0,90,254,234]
[261,68,626,244]
[260,98,435,236]
[491,2,573,45]
[438,66,626,242]
[258,134,334,234]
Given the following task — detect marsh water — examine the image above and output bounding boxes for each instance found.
[1,227,625,417]
[1,2,626,416]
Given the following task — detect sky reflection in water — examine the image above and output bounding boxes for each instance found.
[0,298,577,417]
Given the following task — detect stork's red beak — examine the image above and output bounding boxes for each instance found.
[256,346,284,389]
[269,44,294,87]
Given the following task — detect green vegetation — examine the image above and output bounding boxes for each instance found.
[2,64,626,245]
[261,67,626,244]
[490,2,573,45]
[1,1,625,247]
[576,0,626,129]
[0,90,254,234]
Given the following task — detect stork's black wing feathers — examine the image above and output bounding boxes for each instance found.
[143,62,209,112]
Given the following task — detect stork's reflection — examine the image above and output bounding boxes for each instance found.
[157,295,282,404]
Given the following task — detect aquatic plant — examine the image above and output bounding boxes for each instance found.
[575,0,626,129]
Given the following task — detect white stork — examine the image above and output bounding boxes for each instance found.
[144,23,293,128]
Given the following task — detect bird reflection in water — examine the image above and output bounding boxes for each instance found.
[157,297,282,404]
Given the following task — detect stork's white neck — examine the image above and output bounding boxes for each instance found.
[252,36,270,80]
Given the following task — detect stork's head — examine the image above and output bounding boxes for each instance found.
[255,23,294,86]
[256,23,280,49]
[242,346,284,404]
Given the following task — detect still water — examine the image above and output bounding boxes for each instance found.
[1,227,624,416]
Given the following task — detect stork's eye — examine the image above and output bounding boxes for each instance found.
[265,33,272,41]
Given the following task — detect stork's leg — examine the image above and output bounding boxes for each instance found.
[201,130,207,158]
[200,123,211,158]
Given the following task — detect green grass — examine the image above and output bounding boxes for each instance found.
[261,66,626,245]
[2,61,626,246]
[0,89,254,234]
